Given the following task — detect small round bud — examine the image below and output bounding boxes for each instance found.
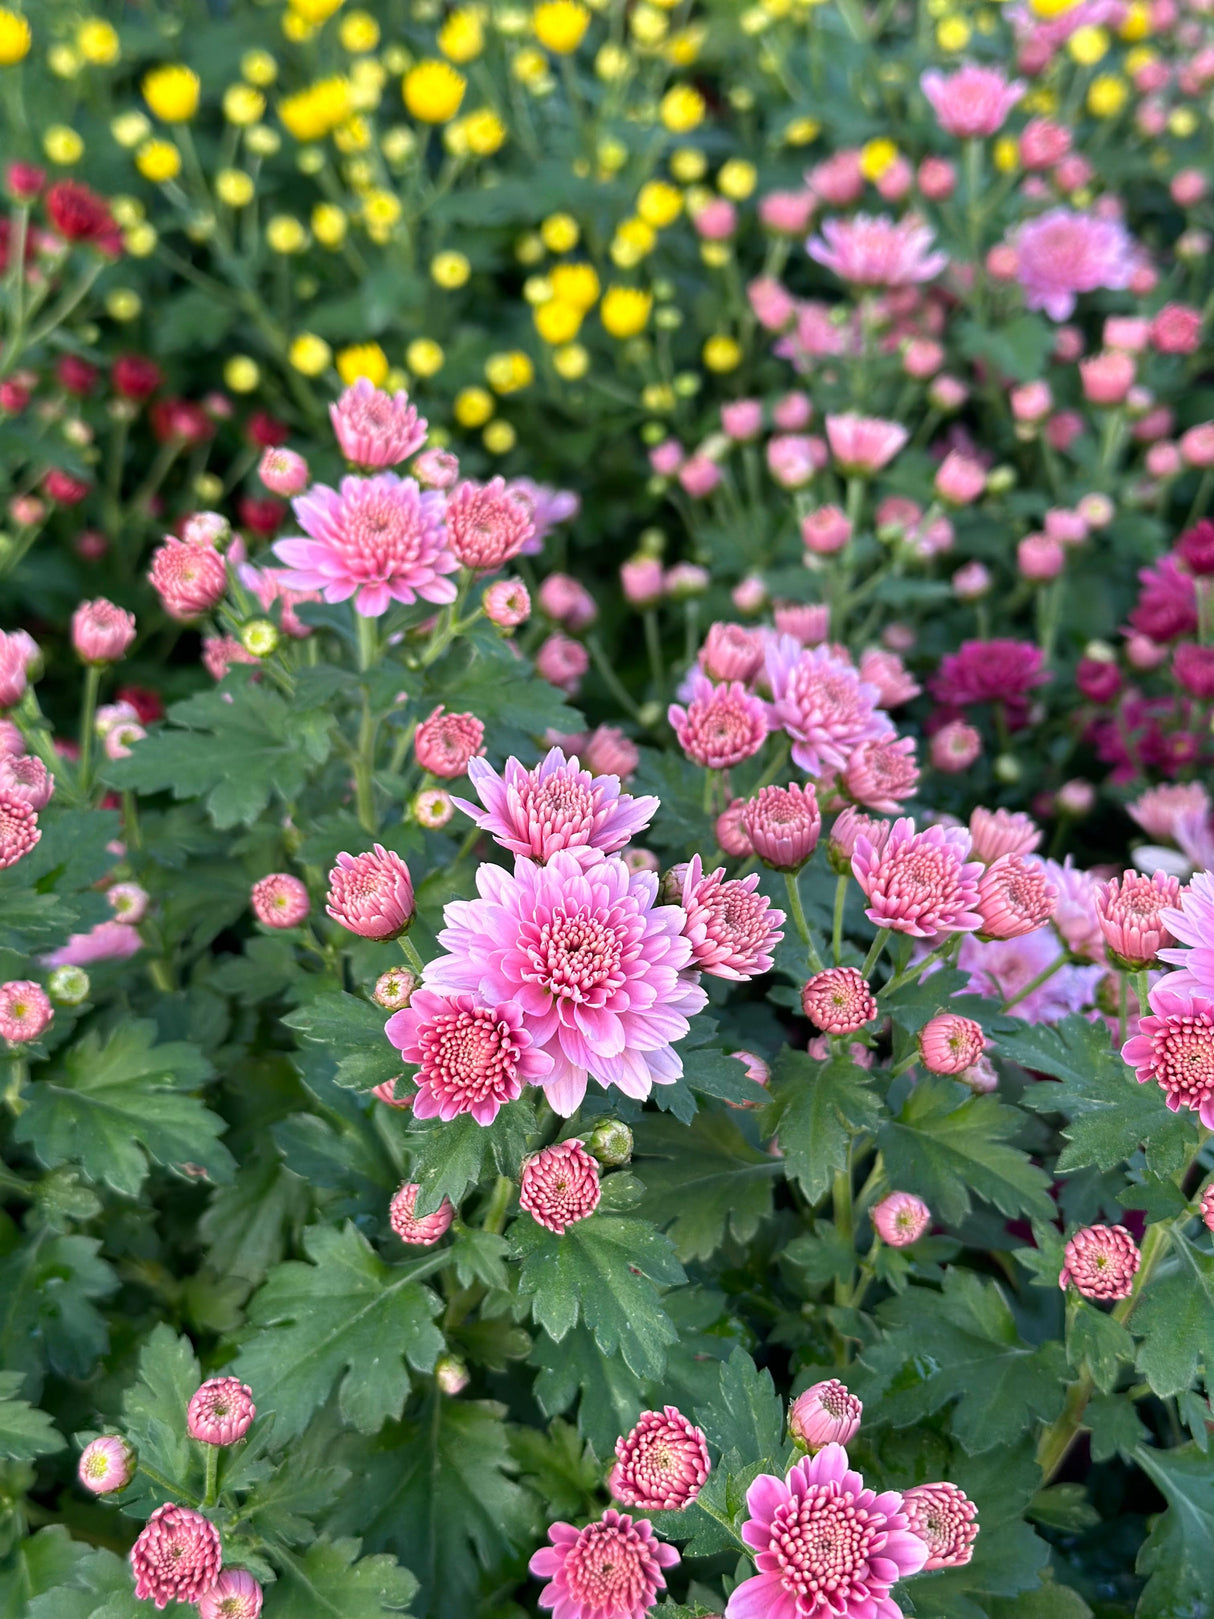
[588,1119,633,1166]
[49,965,90,1005]
[993,753,1020,784]
[78,1435,136,1494]
[435,1355,470,1395]
[414,787,454,829]
[241,619,279,658]
[788,1380,862,1453]
[186,1377,256,1446]
[373,968,417,1011]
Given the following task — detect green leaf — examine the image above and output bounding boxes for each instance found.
[265,1538,417,1618]
[512,1215,684,1379]
[694,1347,784,1465]
[878,1076,1054,1225]
[25,1543,193,1619]
[117,1326,203,1509]
[959,314,1053,383]
[1028,1484,1101,1532]
[405,1099,537,1215]
[633,1111,778,1261]
[531,1323,646,1456]
[233,1223,445,1439]
[283,990,393,1089]
[765,1049,881,1204]
[509,1418,601,1521]
[2,1527,93,1618]
[0,1232,117,1392]
[15,1020,231,1197]
[198,1154,310,1294]
[0,1374,61,1461]
[1067,1300,1135,1394]
[1086,1392,1148,1463]
[986,1581,1093,1618]
[1134,1233,1214,1397]
[1134,1444,1214,1619]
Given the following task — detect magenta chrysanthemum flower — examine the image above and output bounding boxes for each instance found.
[0,754,52,811]
[386,988,551,1124]
[801,968,877,1035]
[609,1406,711,1511]
[976,853,1058,940]
[902,1483,979,1571]
[1157,869,1214,995]
[968,807,1042,863]
[918,1013,985,1075]
[1122,984,1214,1129]
[824,412,910,474]
[445,476,536,571]
[742,782,821,871]
[325,846,414,939]
[668,669,769,769]
[273,474,456,617]
[728,1443,928,1619]
[1096,868,1180,969]
[680,855,785,981]
[78,1435,135,1494]
[187,1378,256,1446]
[148,538,228,621]
[452,747,658,864]
[808,213,948,287]
[920,63,1024,136]
[852,816,984,938]
[843,735,919,814]
[197,1569,263,1619]
[413,706,485,779]
[330,378,426,469]
[519,1138,601,1232]
[1059,1224,1140,1300]
[788,1381,863,1453]
[0,980,52,1043]
[930,638,1047,727]
[389,1182,454,1246]
[424,849,705,1115]
[872,1191,931,1247]
[531,1509,679,1619]
[1013,207,1137,321]
[130,1503,223,1609]
[767,637,891,777]
[251,873,309,929]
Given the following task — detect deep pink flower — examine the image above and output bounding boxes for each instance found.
[808,214,947,287]
[742,783,821,871]
[78,1435,135,1494]
[968,807,1041,863]
[728,1443,927,1619]
[1151,303,1203,355]
[918,1013,985,1074]
[976,853,1058,939]
[902,1483,979,1571]
[825,413,909,474]
[197,1569,264,1619]
[801,968,877,1035]
[325,846,414,939]
[843,735,919,814]
[610,1407,710,1510]
[424,849,705,1114]
[251,873,309,928]
[445,477,535,571]
[386,989,551,1124]
[389,1182,454,1245]
[680,855,785,981]
[0,981,54,1044]
[853,816,984,938]
[930,639,1047,726]
[273,474,455,617]
[1173,643,1214,700]
[668,670,769,769]
[1014,208,1137,320]
[148,538,228,621]
[1122,984,1214,1129]
[531,1509,678,1619]
[72,598,135,664]
[1060,1224,1140,1300]
[130,1504,222,1609]
[1096,868,1180,968]
[872,1191,931,1246]
[1129,555,1198,642]
[920,63,1024,136]
[788,1380,862,1453]
[767,638,890,777]
[519,1138,601,1232]
[1201,1183,1214,1233]
[452,747,657,864]
[0,754,53,810]
[187,1378,255,1446]
[0,787,39,869]
[718,799,753,858]
[330,378,426,469]
[414,706,485,779]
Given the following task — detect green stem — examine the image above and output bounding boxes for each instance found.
[861,928,891,980]
[398,934,426,976]
[76,664,102,794]
[643,608,665,698]
[354,615,379,834]
[1002,951,1068,1012]
[784,871,824,972]
[481,1174,514,1235]
[202,1443,219,1509]
[137,1459,189,1502]
[832,876,847,966]
[879,935,958,998]
[1135,969,1152,1021]
[585,634,644,723]
[4,1054,27,1115]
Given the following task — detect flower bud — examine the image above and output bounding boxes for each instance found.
[241,619,279,658]
[788,1379,862,1452]
[588,1118,634,1166]
[373,967,417,1011]
[435,1355,470,1395]
[49,965,90,1005]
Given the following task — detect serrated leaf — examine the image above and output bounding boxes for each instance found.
[0,1374,61,1460]
[531,1323,646,1455]
[1134,1444,1214,1619]
[633,1111,778,1261]
[265,1538,416,1618]
[0,1232,117,1393]
[117,1326,203,1509]
[405,1097,536,1215]
[1067,1300,1135,1393]
[1087,1392,1148,1462]
[1134,1233,1214,1397]
[198,1153,310,1293]
[765,1049,881,1204]
[3,1526,94,1618]
[509,1418,602,1521]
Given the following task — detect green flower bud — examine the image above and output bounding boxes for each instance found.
[48,965,90,1005]
[588,1119,633,1166]
[241,619,279,658]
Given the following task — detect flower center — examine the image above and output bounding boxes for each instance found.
[770,1484,878,1599]
[528,912,624,1004]
[565,1525,644,1608]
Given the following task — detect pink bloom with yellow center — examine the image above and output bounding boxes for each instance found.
[852,816,984,938]
[187,1377,255,1446]
[148,538,228,621]
[968,807,1042,863]
[801,968,877,1035]
[330,378,426,469]
[325,846,414,939]
[273,474,456,618]
[452,747,658,864]
[389,1181,454,1246]
[808,214,948,288]
[129,1503,222,1609]
[1059,1223,1140,1300]
[413,706,485,779]
[843,735,920,814]
[1122,984,1214,1128]
[825,412,910,474]
[727,1443,927,1619]
[680,854,785,981]
[519,1138,601,1232]
[918,1013,985,1075]
[872,1191,931,1246]
[788,1380,862,1453]
[251,873,309,928]
[445,477,536,571]
[976,853,1058,939]
[668,669,769,769]
[743,782,821,871]
[609,1406,711,1510]
[530,1510,679,1619]
[902,1482,979,1571]
[197,1569,264,1619]
[920,63,1025,137]
[1096,868,1180,969]
[77,1435,135,1494]
[0,980,52,1043]
[766,637,892,777]
[1013,207,1137,321]
[386,988,551,1124]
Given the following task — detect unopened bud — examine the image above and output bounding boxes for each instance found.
[241,619,279,658]
[78,1435,136,1494]
[374,968,417,1011]
[48,965,90,1005]
[986,465,1016,494]
[588,1119,633,1166]
[435,1355,469,1395]
[993,753,1021,784]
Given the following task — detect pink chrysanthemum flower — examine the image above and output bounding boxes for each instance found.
[1095,868,1180,969]
[728,1443,928,1619]
[680,855,785,981]
[1129,783,1210,844]
[902,1483,979,1571]
[445,477,536,571]
[1059,1223,1140,1300]
[872,1191,931,1246]
[273,474,456,617]
[78,1435,135,1494]
[918,1013,985,1075]
[531,1510,679,1619]
[251,873,309,929]
[72,597,136,664]
[325,846,414,940]
[767,638,891,777]
[519,1138,601,1232]
[148,538,228,621]
[330,378,426,469]
[808,213,948,287]
[859,648,919,709]
[668,669,769,769]
[1045,857,1105,962]
[788,1380,862,1453]
[0,753,53,810]
[843,735,920,814]
[187,1378,256,1446]
[389,1182,454,1246]
[197,1569,263,1619]
[609,1406,711,1510]
[1201,1183,1214,1232]
[828,807,891,873]
[825,412,910,474]
[852,816,984,938]
[700,621,765,684]
[968,807,1042,863]
[0,980,52,1043]
[957,928,1102,1025]
[976,853,1058,940]
[41,919,141,967]
[801,968,877,1035]
[920,63,1024,136]
[386,988,552,1124]
[425,849,706,1115]
[1157,870,1214,996]
[108,884,148,927]
[374,968,417,1011]
[742,782,821,871]
[414,706,485,779]
[484,577,531,627]
[452,747,658,864]
[1013,207,1137,321]
[130,1503,223,1609]
[1121,984,1214,1128]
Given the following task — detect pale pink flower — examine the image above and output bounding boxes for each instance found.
[373,967,417,1011]
[742,783,821,871]
[920,62,1024,136]
[0,754,53,810]
[538,573,597,631]
[930,720,982,773]
[414,706,485,779]
[202,636,257,683]
[773,604,831,646]
[728,1444,927,1619]
[535,633,588,694]
[1081,351,1135,406]
[180,512,229,548]
[107,882,148,924]
[934,450,987,505]
[680,855,785,981]
[1201,1183,1214,1233]
[969,807,1040,863]
[484,577,531,627]
[389,1182,454,1245]
[258,447,309,497]
[801,968,877,1035]
[610,1407,711,1510]
[1013,208,1137,321]
[1044,856,1104,960]
[41,919,141,967]
[453,747,657,864]
[918,1013,985,1074]
[1060,1223,1140,1300]
[1122,983,1214,1129]
[551,726,639,782]
[531,1510,678,1619]
[330,378,426,469]
[0,788,39,868]
[808,213,948,287]
[325,846,414,939]
[843,735,920,814]
[902,1483,979,1571]
[853,816,984,937]
[858,649,919,708]
[700,622,765,684]
[621,556,664,607]
[825,412,909,474]
[788,1380,862,1453]
[72,598,135,664]
[130,1504,222,1608]
[104,721,146,760]
[434,1355,469,1395]
[414,787,453,829]
[669,670,769,769]
[718,799,753,858]
[810,149,865,206]
[759,191,816,235]
[1158,870,1214,996]
[828,807,891,872]
[273,474,455,617]
[197,1569,263,1619]
[721,399,764,441]
[872,1191,931,1246]
[976,853,1058,939]
[78,1435,135,1494]
[1096,868,1180,968]
[766,638,890,777]
[386,989,551,1124]
[0,633,29,709]
[0,720,21,756]
[767,433,820,489]
[519,1138,601,1232]
[1129,783,1210,843]
[801,505,852,555]
[149,538,228,621]
[957,928,1102,1024]
[251,873,309,928]
[187,1377,255,1446]
[445,477,535,571]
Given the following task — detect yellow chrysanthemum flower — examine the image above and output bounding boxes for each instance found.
[289,334,332,375]
[242,50,277,86]
[454,386,494,427]
[0,8,31,65]
[280,78,353,141]
[289,0,345,22]
[1169,106,1198,137]
[44,126,84,164]
[215,169,255,207]
[143,64,200,122]
[223,84,265,125]
[439,9,485,62]
[703,335,742,372]
[1068,23,1108,61]
[660,85,704,132]
[717,159,757,200]
[785,116,820,145]
[78,20,119,65]
[595,43,630,80]
[553,343,589,379]
[224,356,261,392]
[486,350,534,392]
[407,338,444,377]
[601,286,652,337]
[336,342,389,386]
[936,15,970,49]
[123,224,156,257]
[1088,74,1128,116]
[403,60,466,122]
[637,181,682,228]
[993,135,1019,172]
[549,263,599,310]
[859,138,898,182]
[48,43,81,78]
[484,420,516,454]
[534,300,583,344]
[362,191,402,237]
[106,287,142,318]
[111,111,151,148]
[630,5,668,44]
[340,10,379,50]
[266,215,308,253]
[533,0,591,52]
[312,203,348,246]
[432,251,471,288]
[463,108,507,155]
[664,26,703,65]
